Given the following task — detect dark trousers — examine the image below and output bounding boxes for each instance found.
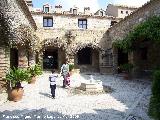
[62,75,67,88]
[50,85,56,98]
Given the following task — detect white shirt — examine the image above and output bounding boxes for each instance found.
[49,74,58,85]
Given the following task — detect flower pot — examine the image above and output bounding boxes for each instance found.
[69,69,74,76]
[28,76,36,84]
[8,88,24,102]
[123,73,131,80]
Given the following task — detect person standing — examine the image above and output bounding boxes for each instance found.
[49,69,58,99]
[60,61,69,88]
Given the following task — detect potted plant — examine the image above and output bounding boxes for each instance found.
[120,63,134,80]
[6,68,30,102]
[69,64,74,75]
[28,64,42,84]
[28,66,36,84]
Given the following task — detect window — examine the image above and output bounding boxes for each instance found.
[126,11,128,14]
[43,17,53,27]
[78,19,87,29]
[44,7,49,12]
[121,11,123,14]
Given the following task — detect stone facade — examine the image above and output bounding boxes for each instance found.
[1,0,160,90]
[32,12,116,30]
[106,4,137,18]
[31,10,121,72]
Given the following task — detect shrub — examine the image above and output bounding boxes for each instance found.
[28,64,43,77]
[69,64,74,71]
[148,70,160,119]
[119,63,133,73]
[34,64,43,76]
[6,68,30,89]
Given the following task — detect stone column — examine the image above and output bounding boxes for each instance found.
[28,51,36,66]
[0,46,10,92]
[37,52,43,70]
[112,47,118,74]
[128,51,140,77]
[65,52,74,64]
[65,44,74,65]
[18,47,28,68]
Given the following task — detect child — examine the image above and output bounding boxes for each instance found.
[49,69,58,99]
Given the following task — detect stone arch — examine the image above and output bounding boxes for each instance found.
[74,44,100,73]
[38,38,67,70]
[71,42,103,55]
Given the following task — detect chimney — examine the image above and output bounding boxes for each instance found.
[25,0,33,11]
[43,4,51,13]
[70,6,78,15]
[84,7,90,15]
[55,5,62,14]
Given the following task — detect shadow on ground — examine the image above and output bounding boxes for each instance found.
[0,108,127,120]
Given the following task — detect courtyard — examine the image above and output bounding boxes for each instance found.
[0,73,152,120]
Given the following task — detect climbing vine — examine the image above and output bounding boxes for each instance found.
[0,10,12,46]
[113,16,160,52]
[11,24,39,52]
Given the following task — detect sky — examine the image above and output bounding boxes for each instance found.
[32,0,150,12]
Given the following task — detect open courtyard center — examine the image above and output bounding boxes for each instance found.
[0,73,151,120]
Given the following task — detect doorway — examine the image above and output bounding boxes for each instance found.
[118,48,128,73]
[10,48,18,68]
[43,49,58,69]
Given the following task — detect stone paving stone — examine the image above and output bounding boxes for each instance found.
[0,73,152,120]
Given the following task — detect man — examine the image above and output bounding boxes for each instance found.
[60,60,69,88]
[49,69,58,99]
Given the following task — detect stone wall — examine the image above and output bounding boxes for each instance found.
[35,28,109,71]
[106,0,160,74]
[0,0,36,92]
[32,11,121,72]
[108,0,160,41]
[32,13,119,30]
[36,28,108,52]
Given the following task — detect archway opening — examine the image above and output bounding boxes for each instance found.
[43,49,58,70]
[75,47,99,72]
[118,48,128,73]
[77,47,92,65]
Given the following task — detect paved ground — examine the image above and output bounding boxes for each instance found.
[0,73,153,120]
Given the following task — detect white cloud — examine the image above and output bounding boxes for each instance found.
[53,0,100,13]
[110,0,150,7]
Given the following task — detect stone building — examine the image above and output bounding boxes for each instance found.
[0,0,36,92]
[106,0,160,77]
[30,4,120,72]
[106,4,137,18]
[1,0,159,92]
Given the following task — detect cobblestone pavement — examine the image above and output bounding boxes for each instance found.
[0,73,152,120]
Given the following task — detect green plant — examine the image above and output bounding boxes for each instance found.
[148,70,160,119]
[6,68,30,89]
[35,64,43,75]
[113,16,160,53]
[28,64,43,77]
[119,63,133,73]
[69,64,74,71]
